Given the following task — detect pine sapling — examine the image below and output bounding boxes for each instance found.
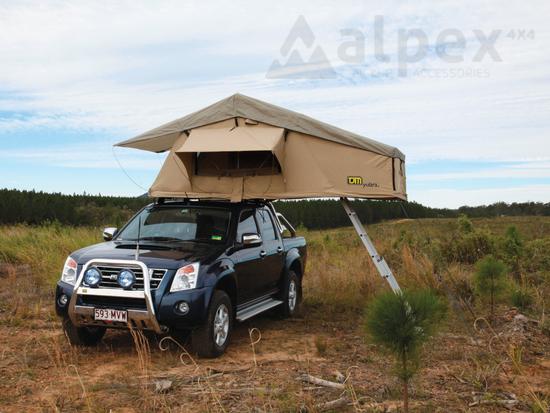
[474,255,507,321]
[365,290,446,413]
[503,226,523,280]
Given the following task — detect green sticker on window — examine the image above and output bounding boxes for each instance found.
[211,235,222,241]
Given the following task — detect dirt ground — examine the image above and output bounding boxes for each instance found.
[1,275,548,413]
[2,215,550,412]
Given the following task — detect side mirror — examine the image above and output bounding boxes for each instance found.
[241,233,262,247]
[103,227,118,241]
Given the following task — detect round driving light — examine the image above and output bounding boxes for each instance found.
[176,301,189,314]
[58,294,68,306]
[117,269,136,289]
[84,267,101,287]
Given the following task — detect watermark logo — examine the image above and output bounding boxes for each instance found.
[267,16,336,79]
[267,16,535,79]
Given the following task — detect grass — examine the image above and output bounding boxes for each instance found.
[0,223,100,285]
[302,216,550,315]
[0,216,549,411]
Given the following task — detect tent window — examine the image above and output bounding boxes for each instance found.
[195,151,281,177]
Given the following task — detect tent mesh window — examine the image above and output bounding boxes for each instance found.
[194,151,282,177]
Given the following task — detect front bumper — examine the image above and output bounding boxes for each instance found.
[56,259,212,332]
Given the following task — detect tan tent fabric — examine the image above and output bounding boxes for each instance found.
[116,95,407,201]
[116,93,404,161]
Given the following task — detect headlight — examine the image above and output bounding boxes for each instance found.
[84,267,101,287]
[170,263,200,292]
[61,256,78,285]
[117,269,136,289]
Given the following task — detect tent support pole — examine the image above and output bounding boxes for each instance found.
[340,197,401,293]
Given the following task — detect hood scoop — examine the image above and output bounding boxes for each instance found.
[115,243,171,251]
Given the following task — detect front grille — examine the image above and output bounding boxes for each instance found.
[80,295,147,310]
[90,265,167,290]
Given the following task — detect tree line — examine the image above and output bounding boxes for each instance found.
[1,188,548,229]
[0,189,147,227]
[273,199,454,229]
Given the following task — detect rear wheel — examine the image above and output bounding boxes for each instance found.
[278,271,301,318]
[191,290,233,358]
[62,317,106,346]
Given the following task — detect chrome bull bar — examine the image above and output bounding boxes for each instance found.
[68,259,163,333]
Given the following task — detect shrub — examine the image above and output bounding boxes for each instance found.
[445,230,496,264]
[504,226,523,257]
[457,214,474,233]
[501,226,524,279]
[314,336,328,356]
[365,289,446,413]
[474,255,508,320]
[522,238,550,284]
[511,288,534,311]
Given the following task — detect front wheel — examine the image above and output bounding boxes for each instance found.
[278,271,302,318]
[191,290,233,358]
[62,317,106,346]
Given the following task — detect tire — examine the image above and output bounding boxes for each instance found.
[62,317,106,346]
[278,271,301,318]
[191,290,233,358]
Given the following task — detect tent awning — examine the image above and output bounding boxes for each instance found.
[177,124,285,161]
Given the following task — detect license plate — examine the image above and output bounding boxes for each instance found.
[94,308,128,323]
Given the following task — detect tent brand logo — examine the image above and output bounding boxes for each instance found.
[348,176,363,185]
[348,176,380,188]
[267,15,336,79]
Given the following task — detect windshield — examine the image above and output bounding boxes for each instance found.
[116,206,231,243]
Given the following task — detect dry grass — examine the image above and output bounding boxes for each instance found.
[0,216,549,412]
[0,224,100,285]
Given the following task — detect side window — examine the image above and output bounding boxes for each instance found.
[255,208,277,241]
[236,209,259,241]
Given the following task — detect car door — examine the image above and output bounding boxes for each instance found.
[232,208,264,304]
[255,207,284,295]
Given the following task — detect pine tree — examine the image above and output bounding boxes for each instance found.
[365,290,446,413]
[474,255,508,321]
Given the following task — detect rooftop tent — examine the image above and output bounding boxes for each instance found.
[116,93,406,293]
[116,94,407,202]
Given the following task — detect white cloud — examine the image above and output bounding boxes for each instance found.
[0,144,166,170]
[410,184,550,208]
[411,162,550,181]
[1,1,550,206]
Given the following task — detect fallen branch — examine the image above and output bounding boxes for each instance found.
[316,396,350,411]
[443,364,467,384]
[469,399,518,408]
[299,374,345,390]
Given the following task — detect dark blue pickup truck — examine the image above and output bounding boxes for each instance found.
[55,199,306,357]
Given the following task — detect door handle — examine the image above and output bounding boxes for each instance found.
[276,246,283,254]
[259,250,267,258]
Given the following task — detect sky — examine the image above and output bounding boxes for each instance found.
[0,0,549,208]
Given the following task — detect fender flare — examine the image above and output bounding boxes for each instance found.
[212,266,238,312]
[284,247,303,279]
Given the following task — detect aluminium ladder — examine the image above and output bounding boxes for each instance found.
[341,197,401,293]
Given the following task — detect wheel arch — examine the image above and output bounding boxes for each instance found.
[285,248,304,280]
[214,272,238,313]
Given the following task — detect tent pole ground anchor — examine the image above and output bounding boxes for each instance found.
[340,197,401,293]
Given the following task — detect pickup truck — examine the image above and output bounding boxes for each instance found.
[55,199,306,357]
